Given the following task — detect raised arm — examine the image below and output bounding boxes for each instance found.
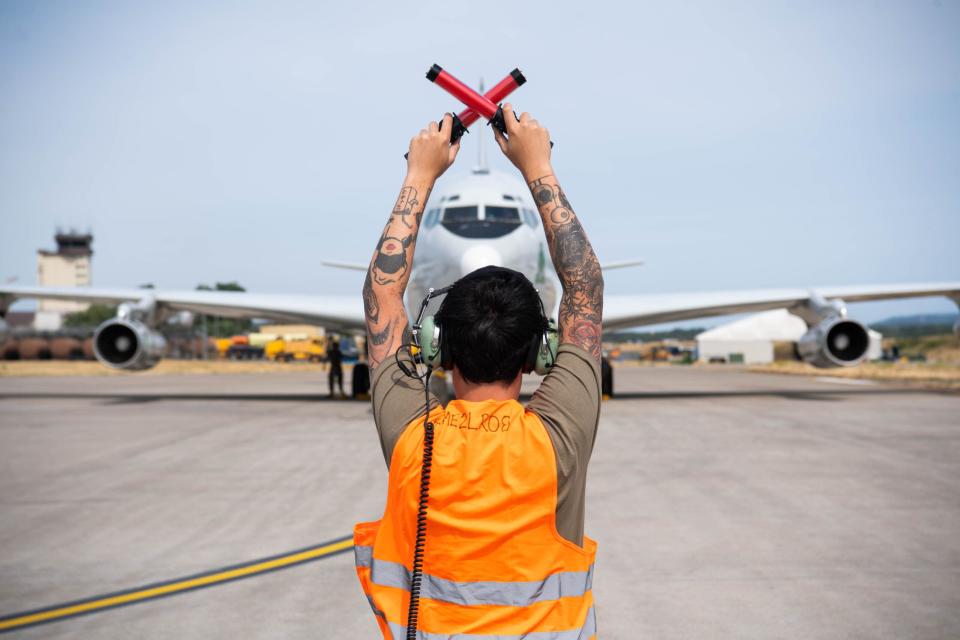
[493,105,604,363]
[363,114,460,369]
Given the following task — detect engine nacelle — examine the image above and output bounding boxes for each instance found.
[797,317,870,368]
[93,319,166,370]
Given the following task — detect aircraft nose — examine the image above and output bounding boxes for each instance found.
[460,246,502,277]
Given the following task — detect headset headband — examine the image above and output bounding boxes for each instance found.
[410,274,557,377]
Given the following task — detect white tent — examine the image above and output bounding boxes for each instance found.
[696,309,882,364]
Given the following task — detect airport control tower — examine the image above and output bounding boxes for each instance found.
[34,230,93,331]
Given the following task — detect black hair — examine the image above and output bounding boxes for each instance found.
[435,265,546,384]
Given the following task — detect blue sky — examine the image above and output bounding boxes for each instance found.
[1,1,958,327]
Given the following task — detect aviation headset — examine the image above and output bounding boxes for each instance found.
[411,271,559,377]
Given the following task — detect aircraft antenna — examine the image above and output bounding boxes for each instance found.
[473,78,489,174]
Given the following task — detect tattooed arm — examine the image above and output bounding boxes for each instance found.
[527,174,604,361]
[493,104,604,362]
[364,114,461,369]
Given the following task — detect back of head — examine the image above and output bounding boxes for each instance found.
[436,266,546,384]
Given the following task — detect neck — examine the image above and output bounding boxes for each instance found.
[452,368,522,402]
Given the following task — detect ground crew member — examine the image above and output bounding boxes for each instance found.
[327,338,344,398]
[356,107,603,638]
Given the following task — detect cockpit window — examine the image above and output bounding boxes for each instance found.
[485,206,520,223]
[441,205,522,239]
[424,208,441,228]
[522,208,539,228]
[442,205,478,223]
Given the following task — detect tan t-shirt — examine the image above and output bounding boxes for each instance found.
[370,344,601,546]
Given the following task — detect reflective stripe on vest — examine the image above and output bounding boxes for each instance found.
[385,606,597,640]
[355,545,594,607]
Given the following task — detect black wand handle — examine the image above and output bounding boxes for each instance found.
[404,114,468,160]
[490,106,554,149]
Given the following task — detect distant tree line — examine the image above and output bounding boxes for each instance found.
[873,322,957,339]
[62,304,118,328]
[194,281,252,337]
[872,313,959,339]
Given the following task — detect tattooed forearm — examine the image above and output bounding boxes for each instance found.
[392,186,423,229]
[372,232,413,285]
[531,180,574,225]
[369,320,393,346]
[364,181,431,368]
[362,273,379,323]
[528,175,604,362]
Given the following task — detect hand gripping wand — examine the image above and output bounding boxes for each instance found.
[403,68,525,158]
[453,67,526,134]
[426,63,553,147]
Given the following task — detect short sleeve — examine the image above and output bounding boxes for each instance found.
[525,344,602,545]
[370,354,441,468]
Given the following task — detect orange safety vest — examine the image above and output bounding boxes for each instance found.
[354,398,598,639]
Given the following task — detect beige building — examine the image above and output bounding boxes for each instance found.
[34,231,93,331]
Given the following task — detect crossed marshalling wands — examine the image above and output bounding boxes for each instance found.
[405,64,552,158]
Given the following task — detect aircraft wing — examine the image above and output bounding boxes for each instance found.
[603,282,960,330]
[4,281,958,334]
[0,285,365,332]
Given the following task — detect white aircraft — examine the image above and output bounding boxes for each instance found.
[2,149,958,389]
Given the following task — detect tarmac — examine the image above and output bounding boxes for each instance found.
[1,366,958,639]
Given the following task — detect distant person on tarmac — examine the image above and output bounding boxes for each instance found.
[327,339,344,397]
[354,108,602,638]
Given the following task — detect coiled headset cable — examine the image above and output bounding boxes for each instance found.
[394,346,436,638]
[393,285,452,638]
[405,363,434,639]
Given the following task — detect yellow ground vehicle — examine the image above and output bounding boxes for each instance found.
[215,338,234,357]
[264,339,285,361]
[216,336,263,359]
[267,337,327,363]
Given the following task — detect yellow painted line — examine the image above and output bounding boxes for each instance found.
[0,536,354,633]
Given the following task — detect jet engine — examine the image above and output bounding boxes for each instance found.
[93,319,166,370]
[796,317,870,368]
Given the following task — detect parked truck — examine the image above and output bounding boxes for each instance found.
[267,337,327,363]
[212,328,331,363]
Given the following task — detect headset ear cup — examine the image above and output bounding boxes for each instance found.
[523,332,539,374]
[419,316,443,368]
[439,322,453,371]
[534,319,559,376]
